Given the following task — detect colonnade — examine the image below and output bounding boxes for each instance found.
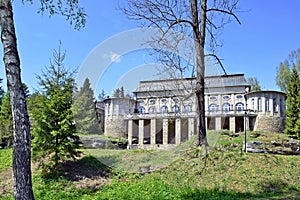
[128,117,195,146]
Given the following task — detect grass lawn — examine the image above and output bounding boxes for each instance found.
[1,131,300,199]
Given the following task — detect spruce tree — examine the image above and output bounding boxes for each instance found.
[31,44,81,174]
[284,67,300,139]
[73,78,100,134]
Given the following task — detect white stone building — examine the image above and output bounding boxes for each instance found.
[102,74,286,149]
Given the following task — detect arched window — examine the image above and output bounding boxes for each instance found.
[160,105,168,113]
[251,98,255,110]
[138,106,145,114]
[148,106,156,114]
[172,105,180,113]
[208,103,218,111]
[235,102,244,112]
[222,103,230,112]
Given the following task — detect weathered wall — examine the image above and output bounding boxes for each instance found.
[254,115,285,133]
[104,118,127,138]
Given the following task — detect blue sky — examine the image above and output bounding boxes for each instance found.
[1,0,300,97]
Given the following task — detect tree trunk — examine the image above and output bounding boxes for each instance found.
[0,1,35,199]
[190,0,208,146]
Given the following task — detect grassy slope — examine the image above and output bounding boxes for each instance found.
[1,132,300,199]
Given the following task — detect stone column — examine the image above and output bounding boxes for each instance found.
[188,118,195,140]
[215,116,222,131]
[128,119,133,146]
[163,119,168,145]
[262,96,266,113]
[175,118,181,144]
[139,119,144,145]
[269,95,274,116]
[110,100,114,119]
[229,116,235,133]
[204,95,209,111]
[150,119,156,145]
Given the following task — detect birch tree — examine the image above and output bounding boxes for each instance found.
[123,0,240,147]
[0,1,85,199]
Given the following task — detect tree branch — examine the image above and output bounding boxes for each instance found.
[205,53,227,75]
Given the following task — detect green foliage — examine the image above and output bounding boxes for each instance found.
[284,67,300,139]
[276,48,300,92]
[113,86,124,97]
[247,77,261,91]
[73,78,100,134]
[23,0,86,30]
[0,93,13,146]
[30,43,81,175]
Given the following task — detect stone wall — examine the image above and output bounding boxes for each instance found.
[254,115,285,133]
[104,118,127,138]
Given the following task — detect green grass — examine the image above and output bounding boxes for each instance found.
[1,132,300,200]
[0,148,12,173]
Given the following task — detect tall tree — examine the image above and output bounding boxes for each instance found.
[0,1,85,199]
[247,77,261,92]
[276,48,300,93]
[73,78,100,134]
[284,67,300,139]
[31,43,81,174]
[31,44,80,173]
[123,0,240,147]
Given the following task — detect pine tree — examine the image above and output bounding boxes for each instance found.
[73,78,100,134]
[31,43,81,175]
[284,67,300,139]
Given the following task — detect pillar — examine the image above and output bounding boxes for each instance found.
[163,119,168,145]
[175,118,181,144]
[188,118,195,140]
[139,119,144,145]
[215,116,221,131]
[150,119,156,145]
[128,119,133,145]
[229,116,235,133]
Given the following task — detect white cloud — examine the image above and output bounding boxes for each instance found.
[110,51,121,63]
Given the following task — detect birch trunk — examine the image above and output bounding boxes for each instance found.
[0,0,34,199]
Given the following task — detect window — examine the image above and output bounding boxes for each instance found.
[251,98,255,110]
[138,106,145,114]
[258,98,262,111]
[235,102,244,112]
[273,98,277,112]
[148,106,156,113]
[209,96,217,101]
[161,98,168,104]
[223,95,230,101]
[184,105,192,112]
[160,105,168,113]
[266,98,270,111]
[236,95,243,99]
[138,99,145,104]
[222,103,231,112]
[208,103,218,111]
[149,99,156,104]
[172,105,180,113]
[173,97,180,103]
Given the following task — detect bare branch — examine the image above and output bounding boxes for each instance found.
[205,53,227,75]
[206,8,241,24]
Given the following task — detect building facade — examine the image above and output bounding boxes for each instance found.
[102,74,286,149]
